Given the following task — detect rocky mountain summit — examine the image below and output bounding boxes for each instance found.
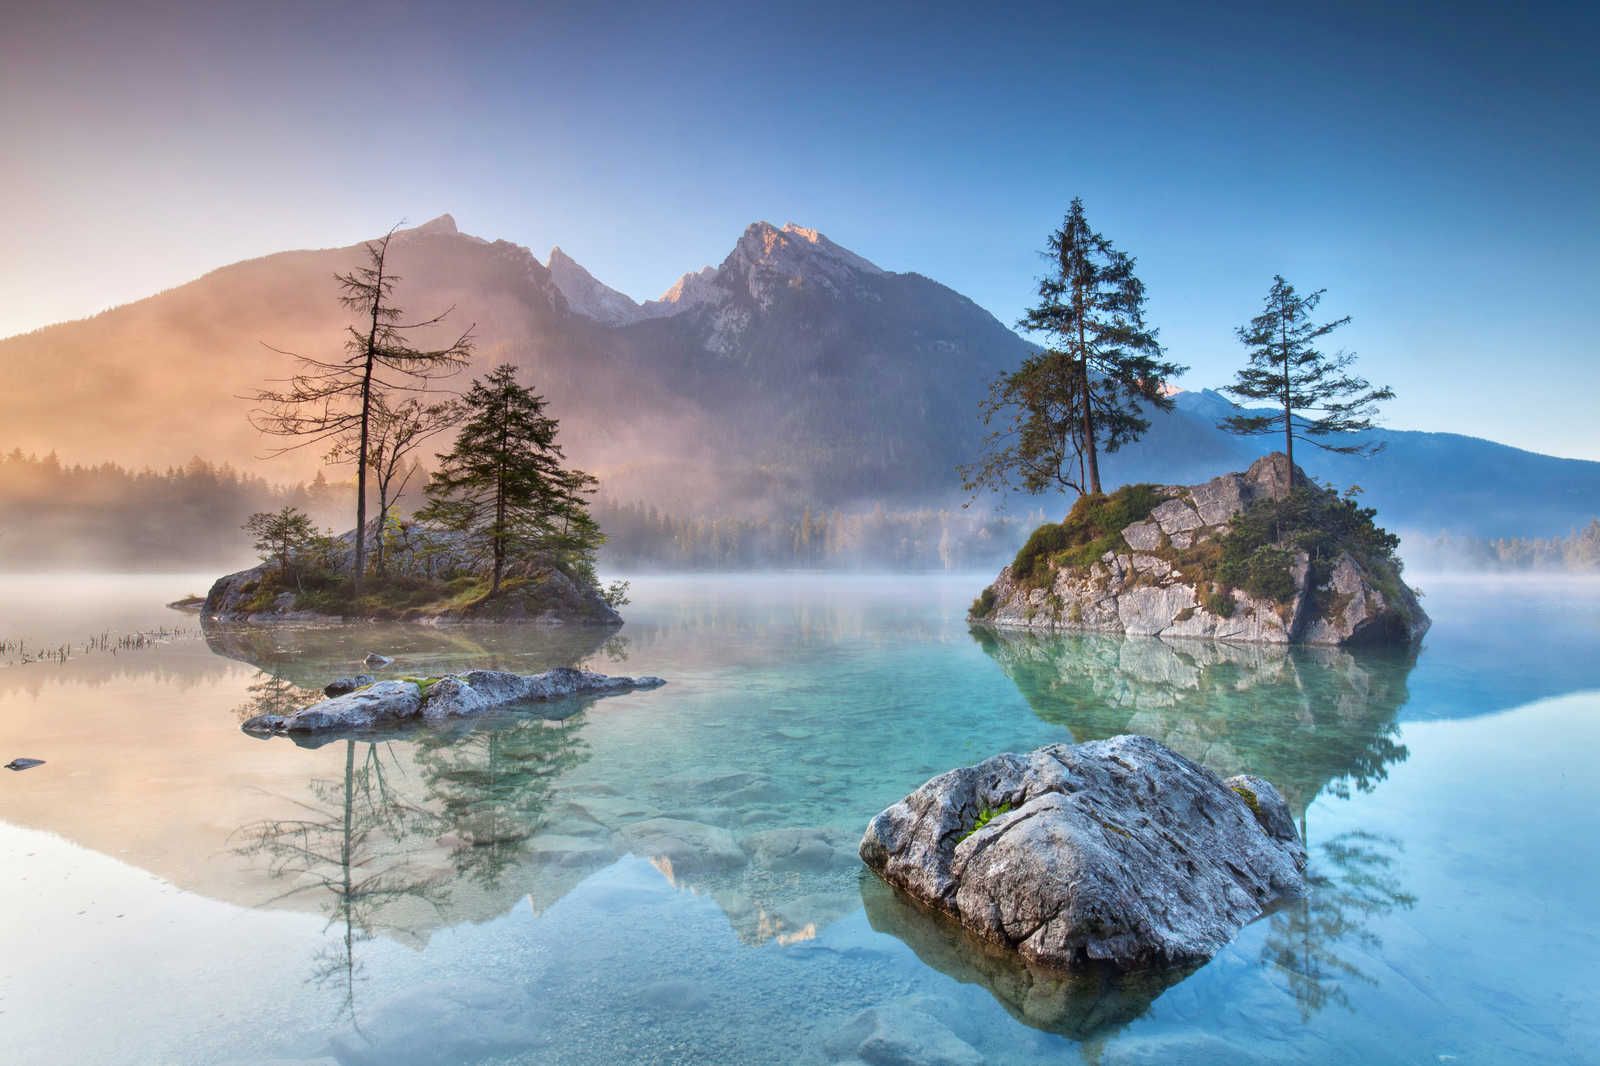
[859,734,1307,971]
[971,454,1429,646]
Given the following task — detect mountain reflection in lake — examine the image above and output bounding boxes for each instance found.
[2,574,1597,1065]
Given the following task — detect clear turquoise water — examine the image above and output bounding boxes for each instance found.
[1,573,1597,1064]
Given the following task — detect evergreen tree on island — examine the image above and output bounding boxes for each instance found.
[1220,276,1393,490]
[963,198,1184,502]
[419,364,601,596]
[249,225,474,593]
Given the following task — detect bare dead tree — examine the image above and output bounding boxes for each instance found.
[327,394,461,577]
[249,225,474,593]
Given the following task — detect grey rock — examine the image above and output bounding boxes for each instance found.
[858,735,1306,971]
[1149,498,1204,535]
[322,673,375,696]
[822,1004,984,1066]
[973,454,1429,646]
[241,667,665,735]
[363,653,394,667]
[5,757,45,771]
[1120,520,1161,552]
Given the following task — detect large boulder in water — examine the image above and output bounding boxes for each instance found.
[858,735,1306,971]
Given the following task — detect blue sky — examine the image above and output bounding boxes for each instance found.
[3,1,1597,457]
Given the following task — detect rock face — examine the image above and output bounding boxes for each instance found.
[241,667,664,735]
[974,454,1429,646]
[858,735,1307,971]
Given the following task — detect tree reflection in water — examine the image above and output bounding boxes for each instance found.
[228,673,599,1020]
[1265,830,1417,1019]
[231,738,449,1020]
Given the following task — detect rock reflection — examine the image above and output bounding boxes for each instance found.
[973,629,1418,828]
[860,874,1193,1041]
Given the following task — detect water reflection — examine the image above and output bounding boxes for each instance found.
[845,627,1428,1038]
[860,873,1193,1041]
[1265,830,1417,1020]
[973,629,1418,828]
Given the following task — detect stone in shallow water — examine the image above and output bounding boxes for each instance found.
[858,734,1306,971]
[617,817,748,876]
[322,673,374,697]
[328,978,548,1066]
[822,1003,984,1066]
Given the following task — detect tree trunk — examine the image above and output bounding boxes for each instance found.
[1280,312,1294,496]
[1076,278,1101,495]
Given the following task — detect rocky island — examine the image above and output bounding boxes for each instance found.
[969,454,1428,645]
[202,525,625,626]
[859,734,1307,971]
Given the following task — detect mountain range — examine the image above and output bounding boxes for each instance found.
[2,214,1594,539]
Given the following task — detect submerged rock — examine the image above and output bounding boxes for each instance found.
[323,673,375,696]
[858,735,1306,971]
[241,667,664,735]
[971,453,1429,646]
[822,1002,984,1066]
[363,653,394,667]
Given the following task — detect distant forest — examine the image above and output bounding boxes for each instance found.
[1406,521,1600,574]
[0,450,1032,572]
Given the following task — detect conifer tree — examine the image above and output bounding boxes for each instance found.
[419,364,600,595]
[250,226,474,592]
[963,198,1183,501]
[1220,276,1394,490]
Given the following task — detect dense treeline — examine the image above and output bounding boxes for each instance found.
[0,449,1034,572]
[593,497,1035,571]
[1407,520,1600,573]
[0,450,348,569]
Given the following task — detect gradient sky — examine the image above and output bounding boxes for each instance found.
[4,1,1597,458]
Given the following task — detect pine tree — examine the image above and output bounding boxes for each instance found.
[249,225,474,593]
[1220,276,1394,490]
[419,364,600,595]
[963,198,1184,502]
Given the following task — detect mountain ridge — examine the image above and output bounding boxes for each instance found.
[1,216,1594,539]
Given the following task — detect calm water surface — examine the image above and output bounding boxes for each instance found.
[1,572,1597,1064]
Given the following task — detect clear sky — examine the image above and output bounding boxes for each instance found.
[3,1,1597,458]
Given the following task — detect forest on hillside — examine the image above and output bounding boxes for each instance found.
[0,450,1033,572]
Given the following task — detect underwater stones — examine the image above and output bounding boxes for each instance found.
[322,673,375,696]
[617,817,748,876]
[241,668,665,735]
[858,735,1307,972]
[328,978,548,1066]
[822,1003,984,1066]
[741,826,860,874]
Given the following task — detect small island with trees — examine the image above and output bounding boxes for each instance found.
[964,199,1427,646]
[203,229,626,627]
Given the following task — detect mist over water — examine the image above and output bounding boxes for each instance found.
[1,573,1597,1064]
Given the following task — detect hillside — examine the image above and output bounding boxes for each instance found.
[2,216,1595,540]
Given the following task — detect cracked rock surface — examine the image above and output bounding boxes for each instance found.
[242,667,664,735]
[858,734,1306,971]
